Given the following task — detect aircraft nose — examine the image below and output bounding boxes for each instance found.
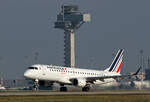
[24,71,31,78]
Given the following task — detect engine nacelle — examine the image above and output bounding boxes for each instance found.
[72,78,86,87]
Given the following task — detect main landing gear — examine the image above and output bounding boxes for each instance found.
[59,85,90,92]
[60,84,68,92]
[60,86,68,92]
[82,86,90,92]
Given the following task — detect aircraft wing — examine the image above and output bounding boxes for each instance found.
[86,67,141,82]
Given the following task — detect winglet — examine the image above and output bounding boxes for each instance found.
[133,67,141,75]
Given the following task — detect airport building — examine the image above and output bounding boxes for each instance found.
[145,58,150,80]
[145,69,150,80]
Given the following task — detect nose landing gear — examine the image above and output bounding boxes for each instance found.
[33,79,39,90]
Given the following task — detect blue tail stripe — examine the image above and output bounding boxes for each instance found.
[109,49,123,72]
[112,54,123,72]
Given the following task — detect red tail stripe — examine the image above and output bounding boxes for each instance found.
[116,62,122,73]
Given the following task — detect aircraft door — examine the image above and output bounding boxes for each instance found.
[42,67,47,78]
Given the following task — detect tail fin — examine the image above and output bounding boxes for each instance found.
[105,49,124,74]
[132,67,141,75]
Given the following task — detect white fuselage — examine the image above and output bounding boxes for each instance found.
[24,64,120,85]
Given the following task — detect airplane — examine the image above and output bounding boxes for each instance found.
[0,86,5,90]
[0,78,5,90]
[24,49,141,91]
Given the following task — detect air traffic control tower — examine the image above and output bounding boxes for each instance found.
[55,5,90,67]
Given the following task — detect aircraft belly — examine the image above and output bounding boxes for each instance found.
[94,79,117,86]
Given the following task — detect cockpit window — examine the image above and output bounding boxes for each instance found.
[28,67,34,69]
[28,67,38,70]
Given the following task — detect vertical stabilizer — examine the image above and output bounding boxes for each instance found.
[105,49,124,73]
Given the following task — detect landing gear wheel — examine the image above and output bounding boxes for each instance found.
[33,84,38,90]
[60,87,68,92]
[33,79,39,90]
[82,86,90,92]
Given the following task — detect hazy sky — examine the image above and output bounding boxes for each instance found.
[0,0,150,78]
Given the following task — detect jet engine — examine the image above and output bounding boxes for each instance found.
[71,78,86,87]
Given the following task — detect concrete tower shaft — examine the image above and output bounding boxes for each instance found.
[64,30,75,67]
[54,5,90,67]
